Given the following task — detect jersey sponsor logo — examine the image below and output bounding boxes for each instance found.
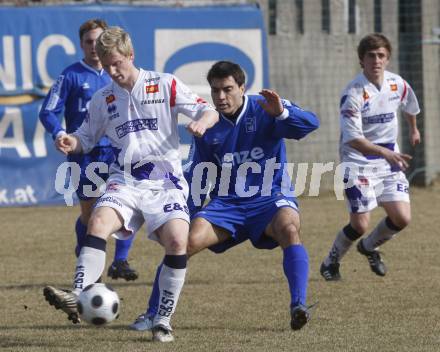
[145,77,160,83]
[218,146,264,164]
[140,98,165,105]
[107,104,117,113]
[96,196,123,208]
[115,118,158,138]
[361,101,370,113]
[82,82,90,90]
[107,104,119,120]
[397,183,409,193]
[390,84,398,91]
[106,94,116,104]
[145,84,159,94]
[362,113,394,124]
[362,89,369,101]
[163,202,189,214]
[388,94,400,102]
[245,115,256,133]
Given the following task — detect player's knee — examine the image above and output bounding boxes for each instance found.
[388,213,411,230]
[350,220,369,236]
[187,233,204,257]
[164,235,187,255]
[275,222,301,246]
[87,214,107,235]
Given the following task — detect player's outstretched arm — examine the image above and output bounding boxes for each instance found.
[261,89,319,140]
[349,137,412,171]
[186,110,219,137]
[55,134,83,155]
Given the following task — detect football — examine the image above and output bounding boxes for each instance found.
[77,283,120,326]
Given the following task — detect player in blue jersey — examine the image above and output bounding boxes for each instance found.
[131,60,320,331]
[39,19,138,281]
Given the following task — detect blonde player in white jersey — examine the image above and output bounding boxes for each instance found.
[43,27,219,342]
[320,33,421,281]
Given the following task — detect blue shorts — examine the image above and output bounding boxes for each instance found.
[67,146,114,201]
[193,194,299,253]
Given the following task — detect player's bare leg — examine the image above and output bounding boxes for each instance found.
[187,217,231,257]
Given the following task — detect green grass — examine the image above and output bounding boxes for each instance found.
[1,184,440,351]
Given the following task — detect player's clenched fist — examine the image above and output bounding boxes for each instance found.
[56,134,81,155]
[186,110,219,137]
[186,121,207,137]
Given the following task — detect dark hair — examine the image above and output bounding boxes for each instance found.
[357,33,392,60]
[79,19,108,41]
[207,61,246,87]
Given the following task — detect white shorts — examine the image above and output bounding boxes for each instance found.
[94,181,190,241]
[344,171,410,213]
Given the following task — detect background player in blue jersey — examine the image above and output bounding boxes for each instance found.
[131,60,320,331]
[39,19,138,281]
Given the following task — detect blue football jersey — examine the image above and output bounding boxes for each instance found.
[185,94,319,214]
[39,60,111,146]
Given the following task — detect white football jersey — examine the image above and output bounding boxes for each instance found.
[339,70,420,171]
[74,68,215,191]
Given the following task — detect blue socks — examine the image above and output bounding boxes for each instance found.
[146,262,162,317]
[75,217,87,257]
[113,236,135,263]
[283,244,309,307]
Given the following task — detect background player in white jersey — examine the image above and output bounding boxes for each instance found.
[130,60,319,332]
[39,19,138,281]
[320,33,421,281]
[42,27,219,342]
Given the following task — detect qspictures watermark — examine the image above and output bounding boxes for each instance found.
[54,158,392,206]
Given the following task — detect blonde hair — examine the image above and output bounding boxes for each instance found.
[96,26,133,60]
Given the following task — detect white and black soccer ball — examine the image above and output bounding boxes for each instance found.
[77,283,120,326]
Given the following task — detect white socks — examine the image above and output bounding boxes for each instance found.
[72,246,106,296]
[153,264,187,329]
[363,218,400,251]
[324,229,354,265]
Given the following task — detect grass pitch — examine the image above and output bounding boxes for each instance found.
[1,184,440,351]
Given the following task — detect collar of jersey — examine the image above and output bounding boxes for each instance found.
[79,59,105,76]
[361,70,392,93]
[220,95,248,126]
[111,68,144,94]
